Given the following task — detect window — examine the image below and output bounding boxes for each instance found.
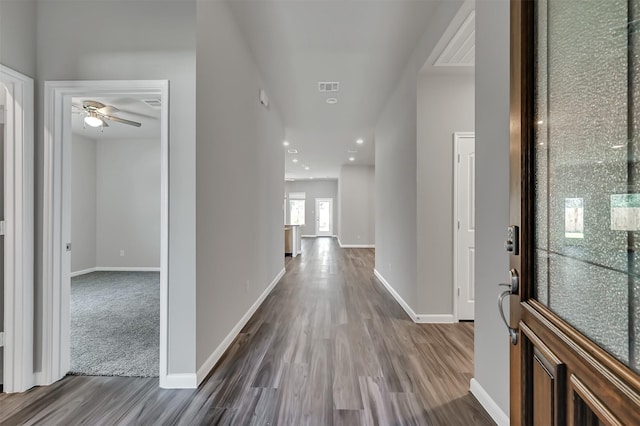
[289,192,305,225]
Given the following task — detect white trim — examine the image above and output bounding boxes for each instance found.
[470,378,510,426]
[414,314,455,324]
[1,64,35,393]
[340,244,375,249]
[42,80,170,389]
[373,269,418,322]
[453,131,476,322]
[337,236,373,248]
[70,267,96,278]
[94,266,161,272]
[301,234,318,238]
[196,268,286,385]
[70,267,161,277]
[163,373,198,389]
[373,270,453,324]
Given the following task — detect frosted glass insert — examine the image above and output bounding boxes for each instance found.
[548,253,629,364]
[534,0,638,372]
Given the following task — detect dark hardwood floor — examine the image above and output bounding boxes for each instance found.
[0,237,494,425]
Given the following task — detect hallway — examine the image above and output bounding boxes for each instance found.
[0,238,493,425]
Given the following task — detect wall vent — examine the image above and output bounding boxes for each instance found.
[318,82,340,92]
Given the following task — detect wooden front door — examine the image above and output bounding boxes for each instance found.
[509,0,640,424]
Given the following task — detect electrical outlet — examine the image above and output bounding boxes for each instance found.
[120,249,125,257]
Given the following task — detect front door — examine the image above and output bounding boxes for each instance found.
[510,0,640,424]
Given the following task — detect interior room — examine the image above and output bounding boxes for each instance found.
[69,96,161,377]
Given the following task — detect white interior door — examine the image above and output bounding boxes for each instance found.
[455,133,475,320]
[315,198,333,237]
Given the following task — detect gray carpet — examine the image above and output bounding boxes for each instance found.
[70,271,159,377]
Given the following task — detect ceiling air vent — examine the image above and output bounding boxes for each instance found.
[143,99,162,109]
[318,82,340,92]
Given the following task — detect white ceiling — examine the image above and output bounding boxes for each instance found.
[227,0,444,180]
[71,95,160,140]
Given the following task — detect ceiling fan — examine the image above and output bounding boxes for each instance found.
[73,100,142,130]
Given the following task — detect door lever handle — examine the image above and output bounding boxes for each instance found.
[498,290,518,345]
[497,269,519,345]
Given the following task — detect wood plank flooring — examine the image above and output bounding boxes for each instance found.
[0,237,494,425]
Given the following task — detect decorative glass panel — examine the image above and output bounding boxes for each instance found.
[534,0,640,372]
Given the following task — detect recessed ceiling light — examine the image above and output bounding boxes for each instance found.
[292,158,299,163]
[326,97,338,104]
[304,166,310,170]
[283,141,290,146]
[309,177,314,179]
[356,138,364,144]
[349,156,355,162]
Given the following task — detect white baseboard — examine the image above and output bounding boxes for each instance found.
[71,266,160,277]
[373,269,418,322]
[414,314,455,323]
[337,236,374,248]
[162,373,198,389]
[196,267,286,385]
[70,267,97,277]
[470,378,509,426]
[301,235,317,238]
[373,270,454,324]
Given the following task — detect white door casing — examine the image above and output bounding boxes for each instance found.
[454,132,475,321]
[315,198,333,236]
[42,80,170,388]
[0,65,34,393]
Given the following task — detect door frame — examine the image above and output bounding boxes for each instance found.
[315,197,333,236]
[0,64,34,393]
[452,131,475,322]
[41,80,169,387]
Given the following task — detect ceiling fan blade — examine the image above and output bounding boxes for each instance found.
[101,120,109,127]
[102,114,142,127]
[97,105,120,115]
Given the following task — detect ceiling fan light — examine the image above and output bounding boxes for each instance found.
[84,114,103,128]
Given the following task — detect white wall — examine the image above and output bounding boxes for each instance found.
[285,179,338,236]
[71,134,97,273]
[196,1,285,372]
[474,0,511,417]
[338,166,375,246]
[0,0,36,77]
[36,0,196,375]
[96,138,160,268]
[374,1,463,311]
[416,72,474,314]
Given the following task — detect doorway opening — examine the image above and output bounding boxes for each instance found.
[315,198,333,237]
[69,95,161,377]
[42,81,169,387]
